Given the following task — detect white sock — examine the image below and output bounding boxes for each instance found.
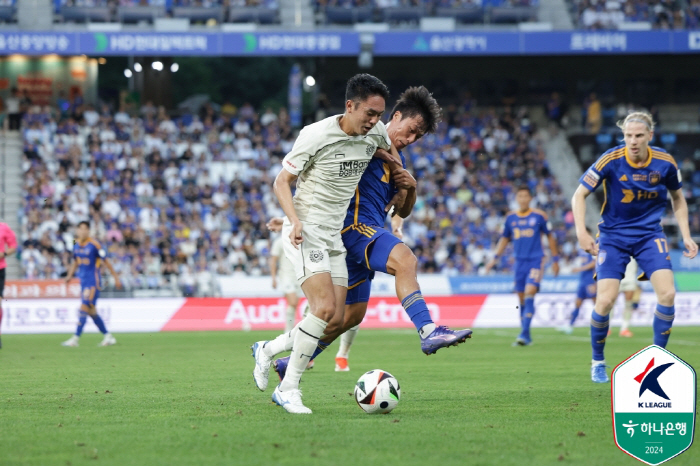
[418,323,436,338]
[285,304,296,333]
[263,323,299,358]
[621,302,633,331]
[279,314,327,392]
[336,325,360,358]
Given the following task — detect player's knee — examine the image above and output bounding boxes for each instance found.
[310,300,335,322]
[388,245,417,275]
[595,297,616,314]
[657,287,675,306]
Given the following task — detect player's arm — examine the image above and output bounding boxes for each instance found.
[1,228,18,258]
[390,168,417,218]
[373,146,402,166]
[269,255,278,289]
[573,260,596,273]
[484,236,510,273]
[64,258,77,283]
[669,188,699,259]
[547,231,560,277]
[572,184,598,256]
[103,258,122,289]
[273,169,303,248]
[391,215,405,239]
[266,217,284,232]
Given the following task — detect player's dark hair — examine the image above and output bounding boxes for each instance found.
[516,186,532,196]
[345,74,390,107]
[390,86,442,134]
[78,221,90,228]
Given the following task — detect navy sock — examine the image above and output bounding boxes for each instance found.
[76,311,88,336]
[569,307,580,326]
[310,341,329,362]
[590,311,610,361]
[91,314,108,334]
[401,291,433,332]
[520,297,535,340]
[632,302,640,310]
[653,304,674,348]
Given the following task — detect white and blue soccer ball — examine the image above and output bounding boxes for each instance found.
[354,369,401,414]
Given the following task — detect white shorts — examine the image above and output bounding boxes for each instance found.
[620,258,639,292]
[282,219,348,287]
[278,273,303,296]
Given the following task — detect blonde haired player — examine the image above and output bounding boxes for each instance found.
[573,111,698,383]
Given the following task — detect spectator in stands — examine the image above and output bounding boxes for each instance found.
[585,92,602,134]
[6,88,22,131]
[546,92,567,128]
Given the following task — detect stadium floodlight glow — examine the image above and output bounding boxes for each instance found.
[152,61,163,71]
[305,76,316,87]
[124,69,133,78]
[170,63,179,73]
[133,63,143,72]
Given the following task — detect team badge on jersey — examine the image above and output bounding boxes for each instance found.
[309,250,324,263]
[649,171,661,186]
[598,250,607,265]
[365,145,376,156]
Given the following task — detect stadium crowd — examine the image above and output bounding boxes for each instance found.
[572,0,700,30]
[14,92,699,293]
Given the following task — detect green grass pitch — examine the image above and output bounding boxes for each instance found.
[1,327,698,466]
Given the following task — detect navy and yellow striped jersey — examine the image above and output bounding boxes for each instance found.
[579,145,682,236]
[343,152,407,229]
[501,209,551,260]
[73,238,106,287]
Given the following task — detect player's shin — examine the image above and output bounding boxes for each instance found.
[590,311,610,362]
[402,291,435,337]
[76,311,88,336]
[569,307,580,326]
[621,301,633,332]
[520,296,535,339]
[653,304,674,348]
[285,304,296,333]
[279,314,327,392]
[337,325,359,358]
[91,310,109,335]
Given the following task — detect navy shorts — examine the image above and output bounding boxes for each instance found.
[596,232,672,281]
[514,258,544,293]
[342,224,403,305]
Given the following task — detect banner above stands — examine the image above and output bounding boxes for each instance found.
[1,30,699,56]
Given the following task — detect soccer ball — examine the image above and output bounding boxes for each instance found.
[354,369,401,414]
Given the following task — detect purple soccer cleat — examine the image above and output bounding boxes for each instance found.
[273,356,290,381]
[421,326,473,355]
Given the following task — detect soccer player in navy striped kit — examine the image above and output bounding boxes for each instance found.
[572,112,698,383]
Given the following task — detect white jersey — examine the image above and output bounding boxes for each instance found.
[281,115,391,230]
[270,236,295,278]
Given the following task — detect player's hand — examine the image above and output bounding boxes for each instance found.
[392,225,403,239]
[391,168,416,190]
[266,217,284,232]
[552,261,560,277]
[64,277,71,284]
[385,190,407,216]
[571,266,581,273]
[114,279,122,290]
[484,259,495,274]
[271,277,277,289]
[289,219,303,248]
[373,148,402,166]
[683,236,699,259]
[577,231,599,256]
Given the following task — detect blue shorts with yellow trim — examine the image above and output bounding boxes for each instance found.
[514,258,544,293]
[80,284,100,307]
[596,232,671,281]
[342,223,403,305]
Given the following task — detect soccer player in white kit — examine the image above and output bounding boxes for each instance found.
[251,74,399,414]
[616,257,642,337]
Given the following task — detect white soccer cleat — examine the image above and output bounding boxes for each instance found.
[556,325,573,335]
[251,341,272,391]
[99,334,117,346]
[61,336,79,347]
[272,386,312,414]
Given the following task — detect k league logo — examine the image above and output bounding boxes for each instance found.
[612,345,696,465]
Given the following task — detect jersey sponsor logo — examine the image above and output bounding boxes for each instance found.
[365,144,376,156]
[649,171,661,186]
[598,250,607,265]
[621,189,635,203]
[308,250,324,263]
[285,160,297,169]
[620,174,628,181]
[633,174,647,182]
[339,160,369,177]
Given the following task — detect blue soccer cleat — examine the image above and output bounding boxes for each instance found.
[591,362,609,383]
[421,326,472,355]
[273,356,290,381]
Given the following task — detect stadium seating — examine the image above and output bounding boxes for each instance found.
[0,3,15,23]
[60,6,111,23]
[570,0,686,30]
